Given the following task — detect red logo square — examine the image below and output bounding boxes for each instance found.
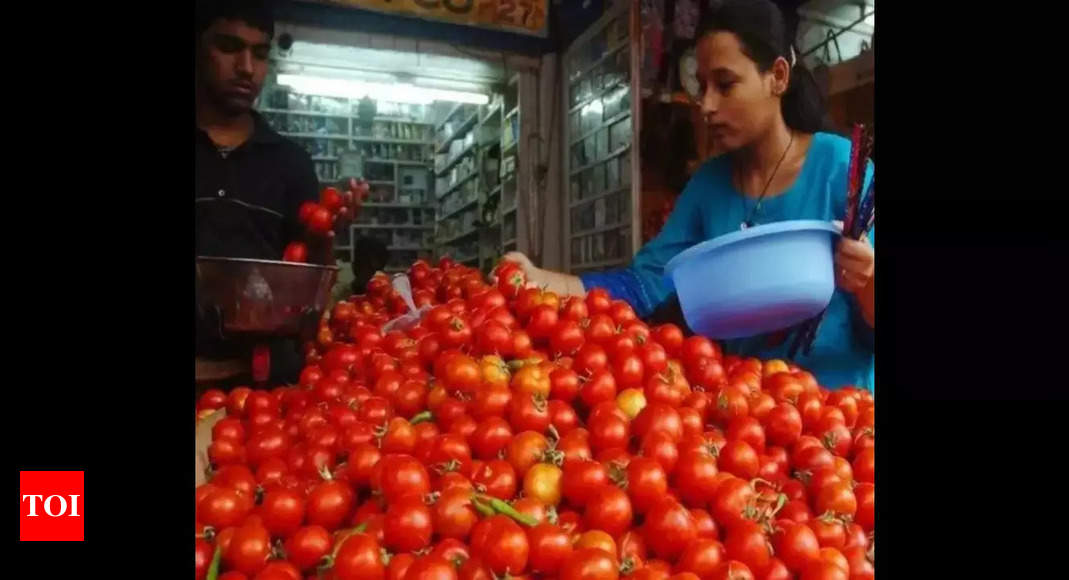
[19,471,84,541]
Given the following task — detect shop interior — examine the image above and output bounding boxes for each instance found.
[258,0,873,276]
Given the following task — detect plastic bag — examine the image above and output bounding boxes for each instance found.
[381,273,431,333]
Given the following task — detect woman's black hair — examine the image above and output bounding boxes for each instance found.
[699,0,827,133]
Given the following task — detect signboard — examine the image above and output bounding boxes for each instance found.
[309,1,549,37]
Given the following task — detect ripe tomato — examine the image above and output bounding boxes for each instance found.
[584,484,633,538]
[613,353,646,390]
[548,399,580,434]
[772,520,820,572]
[472,459,518,500]
[473,515,529,576]
[374,455,431,505]
[561,459,609,507]
[527,304,560,340]
[195,539,212,580]
[651,324,685,356]
[579,369,618,408]
[528,523,573,574]
[800,560,848,580]
[674,450,720,507]
[574,529,617,555]
[439,355,481,393]
[258,488,305,538]
[550,367,581,403]
[715,387,750,426]
[852,447,874,484]
[470,417,513,460]
[197,487,250,529]
[560,295,590,321]
[550,319,586,356]
[625,457,668,514]
[675,539,726,579]
[333,532,385,580]
[557,428,593,463]
[225,521,271,575]
[433,487,477,540]
[588,413,630,453]
[513,364,551,398]
[383,496,433,552]
[808,515,847,550]
[711,478,757,532]
[681,336,717,368]
[560,548,619,580]
[718,440,760,479]
[643,499,698,561]
[254,561,301,580]
[506,431,550,476]
[854,482,874,532]
[574,343,609,375]
[639,431,680,475]
[633,402,683,442]
[814,481,856,519]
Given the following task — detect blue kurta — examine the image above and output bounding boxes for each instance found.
[580,132,875,391]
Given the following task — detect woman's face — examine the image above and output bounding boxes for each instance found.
[696,31,787,152]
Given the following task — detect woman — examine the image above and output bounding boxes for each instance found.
[505,0,874,391]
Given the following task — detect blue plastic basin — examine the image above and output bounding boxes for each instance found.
[664,220,841,339]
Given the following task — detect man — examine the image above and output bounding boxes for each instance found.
[330,238,390,305]
[195,0,330,385]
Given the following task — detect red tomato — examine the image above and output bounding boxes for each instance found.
[527,523,574,575]
[473,515,529,576]
[675,539,726,579]
[333,532,385,580]
[773,520,820,572]
[673,451,720,508]
[383,496,433,553]
[225,521,271,575]
[561,459,609,507]
[584,484,633,538]
[643,499,698,562]
[559,548,619,580]
[625,457,668,514]
[717,440,760,479]
[651,324,685,356]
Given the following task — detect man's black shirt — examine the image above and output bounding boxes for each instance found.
[195,111,318,260]
[195,112,318,381]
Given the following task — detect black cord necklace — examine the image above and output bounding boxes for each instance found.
[741,130,795,229]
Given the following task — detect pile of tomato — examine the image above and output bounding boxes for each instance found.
[195,257,875,580]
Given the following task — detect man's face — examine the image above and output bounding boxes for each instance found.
[197,19,271,116]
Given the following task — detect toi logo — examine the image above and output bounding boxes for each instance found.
[19,471,84,541]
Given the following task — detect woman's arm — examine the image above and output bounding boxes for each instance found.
[498,161,717,315]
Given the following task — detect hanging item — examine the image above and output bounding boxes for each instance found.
[671,0,699,40]
[306,0,549,37]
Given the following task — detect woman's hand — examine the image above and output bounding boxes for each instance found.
[833,221,875,327]
[832,221,874,294]
[835,235,874,294]
[500,252,539,286]
[493,251,586,297]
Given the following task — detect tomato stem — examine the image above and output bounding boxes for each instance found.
[205,545,222,580]
[410,411,433,424]
[471,495,495,517]
[474,494,539,527]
